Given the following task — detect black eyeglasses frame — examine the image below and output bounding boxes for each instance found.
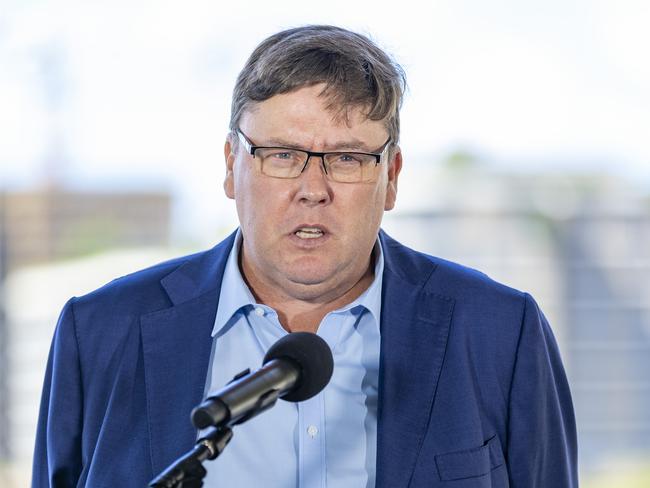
[235,129,392,179]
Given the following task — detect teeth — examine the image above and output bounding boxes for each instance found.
[295,227,324,239]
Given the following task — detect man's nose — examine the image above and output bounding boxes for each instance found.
[296,156,332,206]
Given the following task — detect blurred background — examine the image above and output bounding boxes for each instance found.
[1,0,649,486]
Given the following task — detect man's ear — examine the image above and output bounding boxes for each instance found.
[224,133,236,200]
[384,146,402,211]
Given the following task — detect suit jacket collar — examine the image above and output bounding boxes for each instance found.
[139,230,454,486]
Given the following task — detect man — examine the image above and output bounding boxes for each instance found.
[33,25,578,487]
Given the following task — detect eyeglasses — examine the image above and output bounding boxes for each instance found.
[235,129,392,183]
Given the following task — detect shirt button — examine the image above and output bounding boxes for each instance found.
[307,425,318,438]
[254,307,265,317]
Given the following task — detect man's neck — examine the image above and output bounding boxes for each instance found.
[264,266,375,333]
[240,255,376,333]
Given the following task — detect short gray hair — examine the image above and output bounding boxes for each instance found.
[229,25,407,144]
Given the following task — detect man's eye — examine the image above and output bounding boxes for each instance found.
[333,153,361,163]
[271,152,293,160]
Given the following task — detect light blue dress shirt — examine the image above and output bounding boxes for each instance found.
[201,230,383,488]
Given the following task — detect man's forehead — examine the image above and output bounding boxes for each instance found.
[245,84,377,120]
[239,89,389,149]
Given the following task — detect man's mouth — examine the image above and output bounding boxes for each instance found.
[294,227,325,239]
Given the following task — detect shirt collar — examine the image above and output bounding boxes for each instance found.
[212,228,384,337]
[212,229,257,337]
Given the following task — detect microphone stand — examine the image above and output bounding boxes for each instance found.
[149,427,233,488]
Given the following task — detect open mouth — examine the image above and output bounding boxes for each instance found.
[294,227,325,239]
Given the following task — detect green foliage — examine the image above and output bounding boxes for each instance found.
[443,149,481,171]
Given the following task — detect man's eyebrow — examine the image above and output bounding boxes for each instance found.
[263,137,377,152]
[264,137,303,148]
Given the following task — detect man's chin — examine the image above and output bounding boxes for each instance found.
[286,272,332,289]
[282,270,338,299]
[282,260,333,284]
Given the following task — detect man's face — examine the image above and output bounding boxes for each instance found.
[224,84,402,303]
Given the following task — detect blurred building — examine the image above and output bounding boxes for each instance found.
[0,187,171,480]
[0,188,171,270]
[562,210,650,470]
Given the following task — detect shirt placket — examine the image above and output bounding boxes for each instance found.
[298,312,346,488]
[298,392,326,488]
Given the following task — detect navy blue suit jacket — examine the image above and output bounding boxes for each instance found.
[33,230,578,487]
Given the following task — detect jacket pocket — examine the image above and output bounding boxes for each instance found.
[435,435,505,481]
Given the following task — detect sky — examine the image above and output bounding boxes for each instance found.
[1,0,649,242]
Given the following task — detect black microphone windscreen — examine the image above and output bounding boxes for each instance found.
[263,332,333,402]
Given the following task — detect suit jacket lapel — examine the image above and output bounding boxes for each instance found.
[140,233,236,477]
[376,232,455,488]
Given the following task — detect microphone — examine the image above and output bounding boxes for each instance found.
[191,332,333,430]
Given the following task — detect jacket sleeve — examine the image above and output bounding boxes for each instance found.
[506,293,578,487]
[32,298,84,488]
